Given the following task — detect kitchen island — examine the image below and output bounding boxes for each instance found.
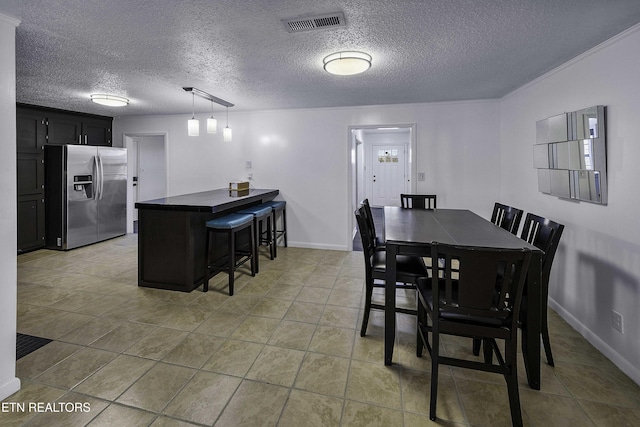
[135,188,279,292]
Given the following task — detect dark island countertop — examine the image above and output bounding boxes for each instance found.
[135,188,279,213]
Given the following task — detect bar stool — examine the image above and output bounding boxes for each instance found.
[203,213,255,296]
[237,204,274,273]
[260,200,287,258]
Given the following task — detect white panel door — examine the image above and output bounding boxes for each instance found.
[370,144,406,207]
[136,135,167,220]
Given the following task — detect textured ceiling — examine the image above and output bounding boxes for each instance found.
[3,0,640,117]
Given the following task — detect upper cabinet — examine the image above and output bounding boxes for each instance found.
[534,106,607,205]
[82,117,112,146]
[47,111,112,146]
[17,110,47,152]
[46,112,82,145]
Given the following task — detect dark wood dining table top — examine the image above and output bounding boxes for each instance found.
[384,207,541,251]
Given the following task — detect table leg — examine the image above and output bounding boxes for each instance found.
[385,243,398,365]
[522,251,541,390]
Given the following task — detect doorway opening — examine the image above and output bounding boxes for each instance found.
[124,133,168,234]
[348,124,416,250]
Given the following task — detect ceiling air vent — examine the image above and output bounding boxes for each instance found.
[282,12,346,33]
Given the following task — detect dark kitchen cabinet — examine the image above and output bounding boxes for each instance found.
[46,112,81,145]
[16,109,46,253]
[17,196,45,252]
[16,104,113,253]
[47,112,112,146]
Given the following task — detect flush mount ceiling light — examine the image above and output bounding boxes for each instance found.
[90,94,129,107]
[323,51,372,76]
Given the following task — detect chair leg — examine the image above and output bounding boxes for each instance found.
[483,339,493,364]
[472,338,481,356]
[542,312,554,366]
[429,327,440,421]
[271,210,278,258]
[416,301,425,357]
[505,341,523,427]
[541,279,554,366]
[282,207,288,247]
[228,230,235,296]
[203,229,210,292]
[360,284,373,337]
[266,215,274,260]
[249,222,256,277]
[253,219,260,274]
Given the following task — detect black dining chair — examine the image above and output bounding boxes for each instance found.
[417,242,531,427]
[472,211,564,367]
[354,206,428,337]
[519,212,564,366]
[360,199,385,251]
[401,194,437,210]
[491,202,523,235]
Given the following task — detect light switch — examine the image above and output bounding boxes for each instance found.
[418,172,425,181]
[246,161,252,169]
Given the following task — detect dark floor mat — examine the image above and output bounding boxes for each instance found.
[16,333,52,360]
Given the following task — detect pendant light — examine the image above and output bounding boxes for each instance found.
[187,92,199,136]
[182,87,233,138]
[223,106,232,142]
[207,99,217,134]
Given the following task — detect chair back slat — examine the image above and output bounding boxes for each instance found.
[491,202,523,235]
[354,207,375,268]
[401,194,437,210]
[431,242,531,322]
[520,212,564,282]
[360,199,378,249]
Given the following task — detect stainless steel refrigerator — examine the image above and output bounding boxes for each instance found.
[45,145,127,250]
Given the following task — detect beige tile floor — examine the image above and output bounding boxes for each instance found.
[4,234,640,426]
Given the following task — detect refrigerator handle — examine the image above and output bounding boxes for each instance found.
[93,155,100,200]
[98,155,105,200]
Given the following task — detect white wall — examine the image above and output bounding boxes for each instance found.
[0,12,22,401]
[353,130,364,216]
[114,100,501,251]
[115,115,246,196]
[500,24,640,383]
[115,115,246,232]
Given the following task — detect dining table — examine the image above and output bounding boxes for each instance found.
[383,206,543,390]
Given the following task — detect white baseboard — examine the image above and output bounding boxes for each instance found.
[549,298,640,385]
[0,377,21,401]
[285,241,350,251]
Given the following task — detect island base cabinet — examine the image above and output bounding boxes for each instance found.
[138,209,251,292]
[135,188,278,292]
